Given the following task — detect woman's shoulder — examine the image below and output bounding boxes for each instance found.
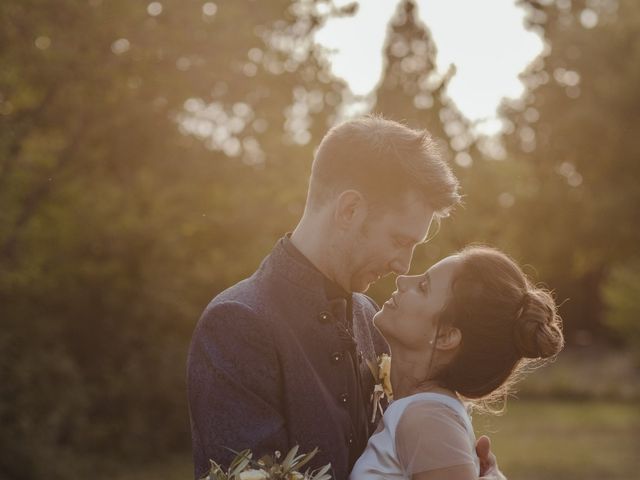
[390,392,468,419]
[384,392,471,436]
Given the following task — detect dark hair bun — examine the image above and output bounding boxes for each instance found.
[513,290,564,359]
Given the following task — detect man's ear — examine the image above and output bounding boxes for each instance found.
[334,190,367,229]
[436,327,461,351]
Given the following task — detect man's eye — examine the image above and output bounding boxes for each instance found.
[395,238,411,248]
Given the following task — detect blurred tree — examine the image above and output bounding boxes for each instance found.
[374,0,457,148]
[603,260,640,364]
[498,0,640,339]
[0,1,348,478]
[368,0,528,303]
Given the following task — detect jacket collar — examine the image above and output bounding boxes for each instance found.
[263,236,352,304]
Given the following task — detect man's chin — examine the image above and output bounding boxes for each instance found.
[351,273,381,293]
[351,279,372,293]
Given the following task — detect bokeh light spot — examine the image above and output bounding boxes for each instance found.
[248,48,263,63]
[35,36,51,50]
[147,2,162,16]
[202,2,218,16]
[176,57,191,71]
[498,192,515,208]
[455,152,473,168]
[580,9,599,29]
[111,38,131,55]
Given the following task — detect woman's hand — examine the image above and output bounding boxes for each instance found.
[476,436,507,480]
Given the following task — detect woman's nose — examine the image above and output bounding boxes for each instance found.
[396,274,409,291]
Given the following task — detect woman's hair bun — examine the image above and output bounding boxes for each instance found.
[513,290,564,359]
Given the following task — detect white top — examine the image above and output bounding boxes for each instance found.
[349,392,480,479]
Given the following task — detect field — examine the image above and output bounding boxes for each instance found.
[100,399,639,480]
[475,400,640,480]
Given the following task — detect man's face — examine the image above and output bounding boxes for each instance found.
[343,191,434,293]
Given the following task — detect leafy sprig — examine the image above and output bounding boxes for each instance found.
[201,445,332,480]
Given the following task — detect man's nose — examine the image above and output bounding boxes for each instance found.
[390,252,412,276]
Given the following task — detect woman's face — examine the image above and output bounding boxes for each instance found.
[374,255,461,352]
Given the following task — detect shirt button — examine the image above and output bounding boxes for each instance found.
[339,393,349,404]
[318,311,333,324]
[331,351,344,363]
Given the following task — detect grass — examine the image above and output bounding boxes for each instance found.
[95,454,194,480]
[474,400,640,480]
[100,400,640,480]
[515,346,640,401]
[100,346,640,480]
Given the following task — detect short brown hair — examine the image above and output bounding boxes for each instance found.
[307,115,460,216]
[434,246,564,407]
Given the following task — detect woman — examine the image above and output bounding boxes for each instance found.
[350,245,564,480]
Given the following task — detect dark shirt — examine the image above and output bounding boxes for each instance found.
[282,236,369,468]
[281,235,351,304]
[187,237,388,480]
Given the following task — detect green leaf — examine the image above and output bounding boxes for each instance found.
[228,449,253,477]
[281,445,299,471]
[289,447,318,471]
[309,463,332,480]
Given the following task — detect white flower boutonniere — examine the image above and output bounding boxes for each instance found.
[366,353,393,423]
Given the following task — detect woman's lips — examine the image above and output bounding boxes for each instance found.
[384,293,399,309]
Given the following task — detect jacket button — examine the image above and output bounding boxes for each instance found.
[318,311,333,324]
[331,351,344,363]
[339,393,349,404]
[348,434,354,445]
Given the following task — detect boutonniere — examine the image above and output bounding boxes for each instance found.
[366,353,393,423]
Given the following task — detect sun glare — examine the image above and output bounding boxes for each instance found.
[315,0,545,135]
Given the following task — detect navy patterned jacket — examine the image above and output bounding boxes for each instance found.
[187,237,389,480]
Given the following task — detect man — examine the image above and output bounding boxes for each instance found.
[187,115,504,479]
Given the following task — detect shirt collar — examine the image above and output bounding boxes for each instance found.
[282,234,351,301]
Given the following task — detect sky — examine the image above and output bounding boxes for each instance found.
[314,0,545,135]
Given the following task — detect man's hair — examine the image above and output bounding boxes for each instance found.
[307,115,461,216]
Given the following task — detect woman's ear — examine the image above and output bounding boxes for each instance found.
[334,189,367,229]
[436,327,461,351]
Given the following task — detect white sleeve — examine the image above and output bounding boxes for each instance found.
[395,400,477,475]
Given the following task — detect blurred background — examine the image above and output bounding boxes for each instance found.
[1,0,639,479]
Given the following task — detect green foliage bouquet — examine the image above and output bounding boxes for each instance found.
[201,446,332,480]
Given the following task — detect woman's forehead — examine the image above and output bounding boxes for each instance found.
[427,255,462,280]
